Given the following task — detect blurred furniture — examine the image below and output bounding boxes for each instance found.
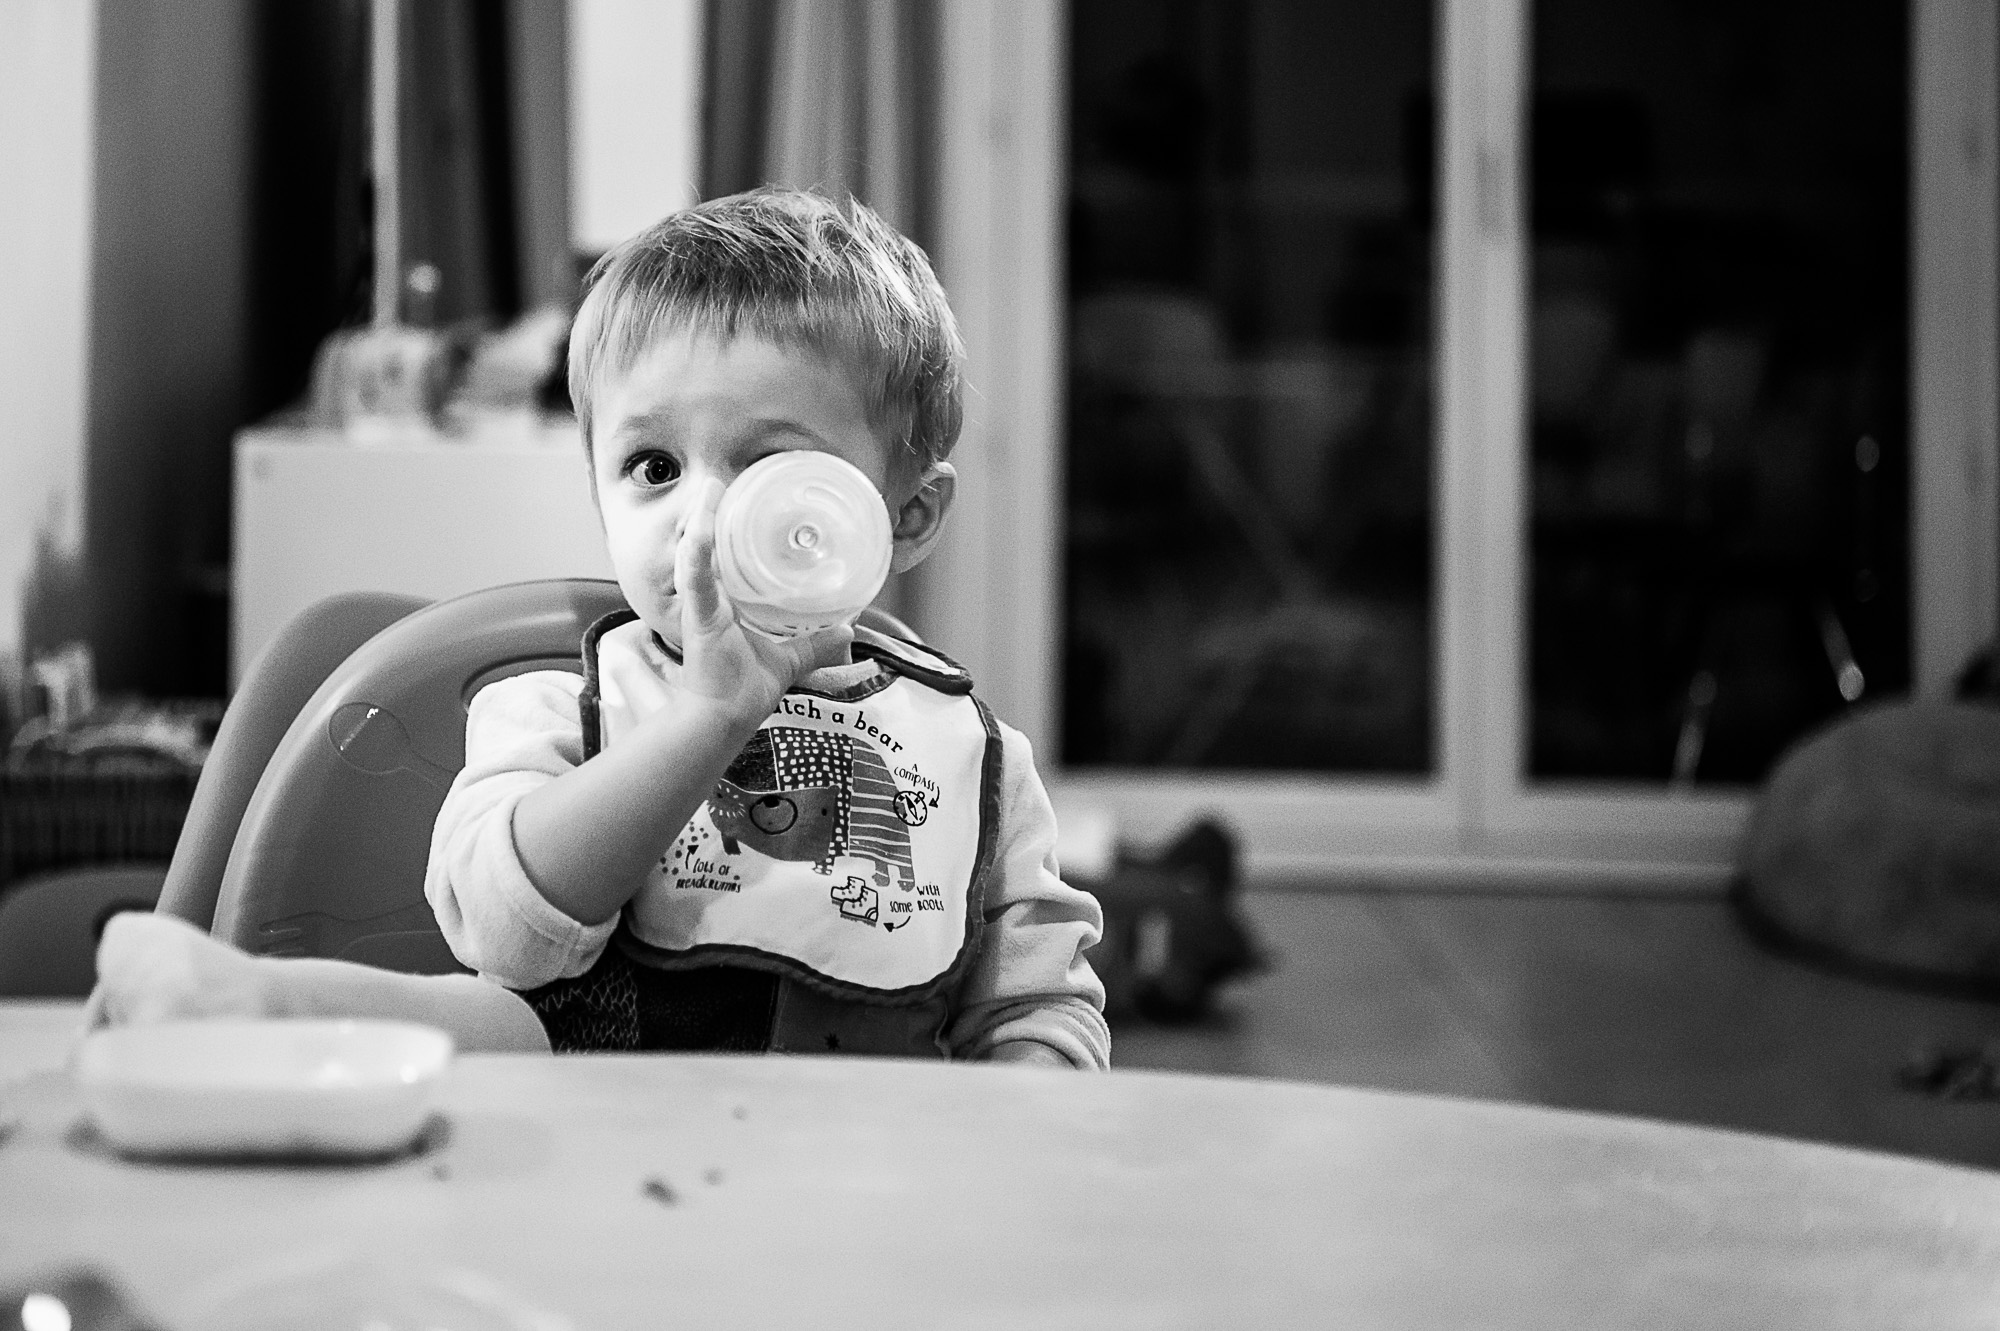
[7,1003,2000,1328]
[0,754,197,888]
[231,424,612,687]
[0,867,165,997]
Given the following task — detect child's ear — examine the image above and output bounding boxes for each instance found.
[888,462,956,573]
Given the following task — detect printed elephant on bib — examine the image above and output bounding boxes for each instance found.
[709,726,919,892]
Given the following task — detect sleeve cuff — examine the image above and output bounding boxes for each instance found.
[484,790,620,985]
[427,777,618,989]
[951,996,1112,1070]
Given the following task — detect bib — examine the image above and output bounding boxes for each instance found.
[584,616,1000,1002]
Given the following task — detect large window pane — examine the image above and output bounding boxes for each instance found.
[1063,0,1436,772]
[1527,0,1909,783]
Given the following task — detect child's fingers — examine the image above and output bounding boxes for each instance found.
[794,623,855,674]
[81,983,111,1031]
[675,478,729,629]
[86,912,149,1028]
[85,913,272,1028]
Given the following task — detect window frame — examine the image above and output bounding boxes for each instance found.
[922,0,1997,886]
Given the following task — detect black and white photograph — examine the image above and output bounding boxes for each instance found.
[2,0,1999,1325]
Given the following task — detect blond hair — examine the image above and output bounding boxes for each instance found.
[568,187,964,474]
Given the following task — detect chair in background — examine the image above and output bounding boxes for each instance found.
[0,864,167,997]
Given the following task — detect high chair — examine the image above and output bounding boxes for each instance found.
[156,580,627,971]
[156,580,921,975]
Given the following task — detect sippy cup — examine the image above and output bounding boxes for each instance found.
[714,451,893,637]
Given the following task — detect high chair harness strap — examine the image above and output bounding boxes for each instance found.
[576,612,978,762]
[578,608,640,760]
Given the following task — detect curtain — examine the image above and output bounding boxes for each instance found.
[397,0,522,326]
[702,0,938,248]
[700,0,945,624]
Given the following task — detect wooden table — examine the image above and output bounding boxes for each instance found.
[5,1000,2000,1329]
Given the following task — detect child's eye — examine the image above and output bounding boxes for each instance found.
[627,452,680,487]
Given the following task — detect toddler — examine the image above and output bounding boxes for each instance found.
[89,189,1108,1070]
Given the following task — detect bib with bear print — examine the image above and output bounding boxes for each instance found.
[587,617,999,1001]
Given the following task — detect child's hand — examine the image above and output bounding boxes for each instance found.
[674,476,853,725]
[985,1041,1072,1068]
[83,913,281,1030]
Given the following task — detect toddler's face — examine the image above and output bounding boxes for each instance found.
[589,329,904,647]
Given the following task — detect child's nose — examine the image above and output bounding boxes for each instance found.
[668,475,729,542]
[690,474,729,509]
[679,462,739,494]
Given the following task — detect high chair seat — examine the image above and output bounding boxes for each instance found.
[162,579,918,975]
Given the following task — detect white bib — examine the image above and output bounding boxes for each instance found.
[590,619,998,998]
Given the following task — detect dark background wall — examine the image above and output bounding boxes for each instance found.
[77,0,569,701]
[84,0,256,699]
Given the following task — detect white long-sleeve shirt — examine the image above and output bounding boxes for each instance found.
[424,656,1110,1068]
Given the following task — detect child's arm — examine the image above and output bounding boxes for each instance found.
[985,1040,1076,1067]
[504,480,850,928]
[85,913,551,1053]
[945,725,1112,1070]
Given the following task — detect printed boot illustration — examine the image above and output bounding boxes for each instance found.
[829,875,880,924]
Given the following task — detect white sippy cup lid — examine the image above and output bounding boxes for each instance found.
[714,451,893,633]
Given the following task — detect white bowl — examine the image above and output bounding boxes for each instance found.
[75,1019,454,1159]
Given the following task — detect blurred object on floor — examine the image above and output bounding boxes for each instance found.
[1111,888,2000,1172]
[1959,639,2000,703]
[1083,819,1268,1023]
[1735,698,2000,995]
[0,864,166,997]
[1898,1042,2000,1101]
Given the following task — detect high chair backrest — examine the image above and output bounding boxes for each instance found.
[157,590,431,933]
[191,579,630,972]
[170,578,919,975]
